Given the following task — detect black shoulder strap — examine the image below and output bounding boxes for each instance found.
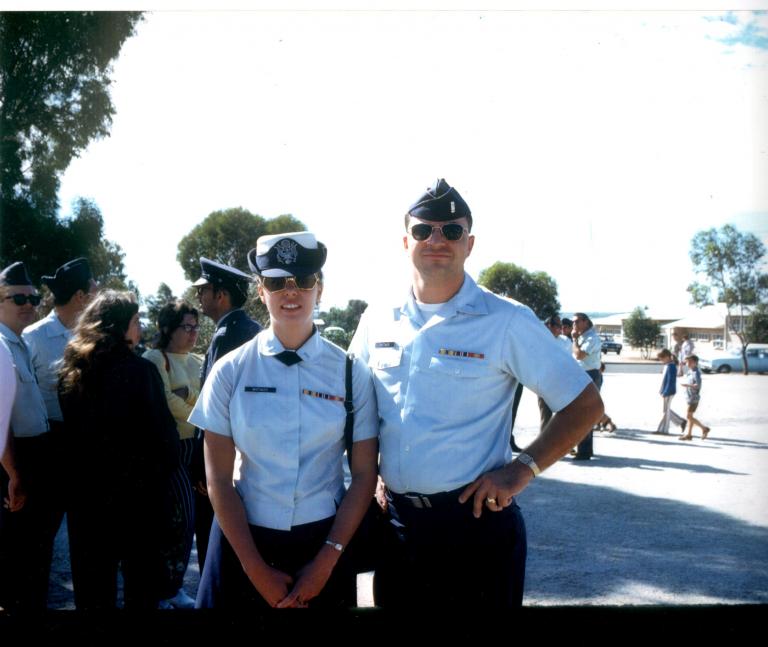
[344,353,354,468]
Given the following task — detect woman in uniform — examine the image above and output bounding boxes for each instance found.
[143,300,203,608]
[190,232,378,609]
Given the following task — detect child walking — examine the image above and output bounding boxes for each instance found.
[679,354,711,440]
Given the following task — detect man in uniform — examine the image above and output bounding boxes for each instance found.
[23,258,97,434]
[571,312,603,461]
[192,258,262,569]
[0,262,57,611]
[350,179,603,608]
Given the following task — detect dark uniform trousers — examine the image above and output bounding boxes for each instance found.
[374,487,527,609]
[0,431,64,612]
[196,515,356,609]
[575,369,603,458]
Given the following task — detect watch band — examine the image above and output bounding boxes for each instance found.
[324,539,344,552]
[516,452,541,477]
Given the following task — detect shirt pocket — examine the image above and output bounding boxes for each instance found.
[427,355,488,378]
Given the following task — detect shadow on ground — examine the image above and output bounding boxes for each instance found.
[519,477,768,604]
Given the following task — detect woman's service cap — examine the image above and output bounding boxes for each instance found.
[248,232,327,278]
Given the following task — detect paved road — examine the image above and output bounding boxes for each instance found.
[46,369,768,608]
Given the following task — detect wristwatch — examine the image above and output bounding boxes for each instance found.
[324,539,344,552]
[515,452,541,477]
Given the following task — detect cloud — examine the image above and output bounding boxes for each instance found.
[709,10,768,51]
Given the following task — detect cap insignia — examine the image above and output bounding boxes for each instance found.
[275,239,298,265]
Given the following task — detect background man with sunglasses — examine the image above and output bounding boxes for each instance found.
[191,258,262,570]
[0,261,59,612]
[350,179,603,608]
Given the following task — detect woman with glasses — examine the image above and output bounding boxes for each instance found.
[142,300,202,609]
[190,232,378,609]
[58,290,180,609]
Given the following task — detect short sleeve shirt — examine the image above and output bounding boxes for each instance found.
[189,328,378,530]
[23,310,71,421]
[0,322,48,438]
[349,274,591,494]
[575,327,602,372]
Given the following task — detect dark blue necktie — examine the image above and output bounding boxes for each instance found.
[274,350,302,366]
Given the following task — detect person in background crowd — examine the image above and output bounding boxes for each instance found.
[571,312,603,460]
[593,362,617,433]
[24,258,98,434]
[0,344,15,460]
[143,300,203,609]
[350,179,603,609]
[192,258,262,571]
[0,261,56,612]
[191,232,377,609]
[58,290,180,610]
[561,317,574,341]
[654,348,686,436]
[679,354,711,441]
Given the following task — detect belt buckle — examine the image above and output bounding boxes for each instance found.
[404,493,432,509]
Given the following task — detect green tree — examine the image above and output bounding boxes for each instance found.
[623,307,661,359]
[176,208,306,281]
[477,261,560,319]
[688,224,768,373]
[318,299,368,349]
[0,12,142,215]
[745,304,768,345]
[0,12,142,284]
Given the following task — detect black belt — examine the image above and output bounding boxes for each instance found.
[387,486,467,510]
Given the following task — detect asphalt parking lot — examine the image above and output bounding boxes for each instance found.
[44,363,768,610]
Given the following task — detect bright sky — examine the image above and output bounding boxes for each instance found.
[50,3,768,314]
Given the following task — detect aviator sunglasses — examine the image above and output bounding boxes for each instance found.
[4,293,42,306]
[261,274,319,293]
[409,223,467,242]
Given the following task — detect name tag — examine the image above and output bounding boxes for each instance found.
[244,386,276,393]
[375,341,397,348]
[302,389,344,402]
[438,348,485,359]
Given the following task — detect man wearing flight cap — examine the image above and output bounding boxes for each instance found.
[0,261,58,611]
[24,258,98,432]
[191,258,262,570]
[350,179,603,608]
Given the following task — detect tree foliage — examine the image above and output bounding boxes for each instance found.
[745,304,768,345]
[688,224,768,372]
[318,299,368,349]
[176,208,306,281]
[0,11,142,214]
[623,307,661,360]
[0,12,142,287]
[477,261,560,319]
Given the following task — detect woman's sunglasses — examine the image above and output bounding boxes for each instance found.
[4,293,42,306]
[409,223,467,242]
[178,324,200,333]
[261,275,319,293]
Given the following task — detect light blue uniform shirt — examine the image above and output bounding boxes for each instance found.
[22,310,71,421]
[575,327,602,372]
[189,328,378,531]
[0,322,49,438]
[349,274,591,495]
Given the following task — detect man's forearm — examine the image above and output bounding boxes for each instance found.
[522,383,603,472]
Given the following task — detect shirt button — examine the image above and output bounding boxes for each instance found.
[404,445,410,452]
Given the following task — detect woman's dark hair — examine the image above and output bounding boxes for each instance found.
[59,290,139,396]
[155,300,198,349]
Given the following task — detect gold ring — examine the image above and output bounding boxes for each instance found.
[486,497,497,505]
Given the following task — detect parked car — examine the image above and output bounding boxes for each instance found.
[699,346,768,374]
[600,335,622,355]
